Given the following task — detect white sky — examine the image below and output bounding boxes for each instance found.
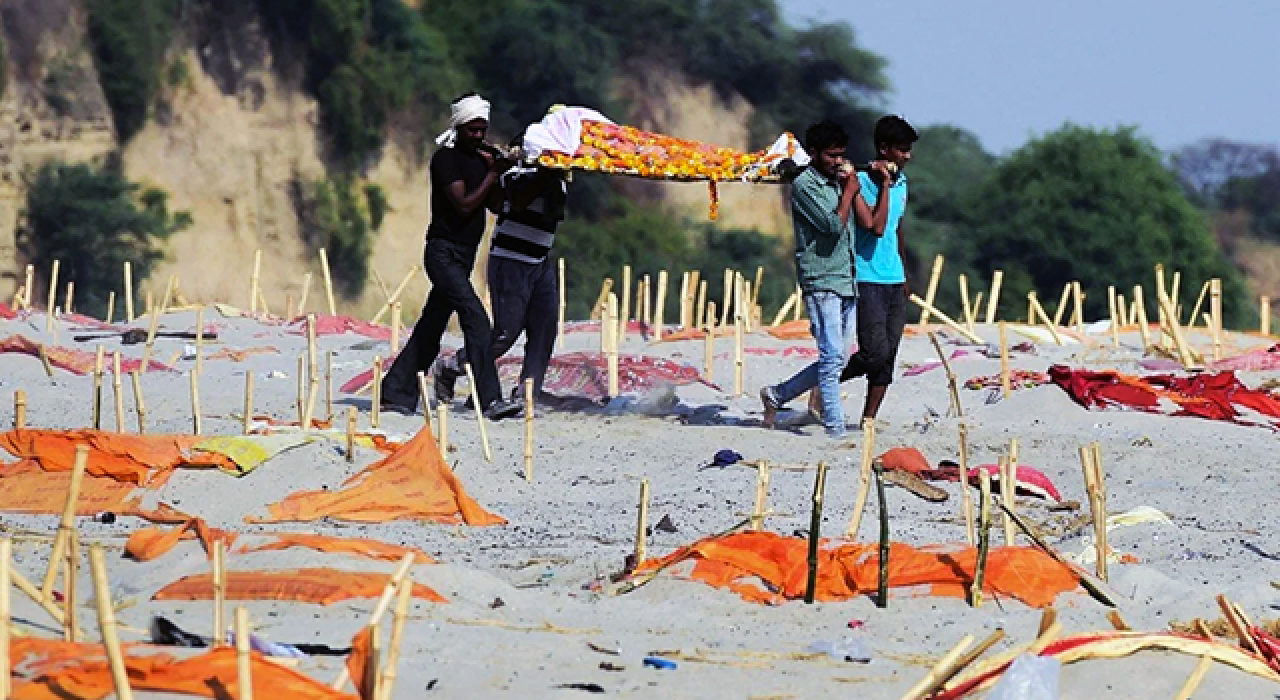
[779,0,1280,154]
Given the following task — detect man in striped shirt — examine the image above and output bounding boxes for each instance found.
[436,161,568,401]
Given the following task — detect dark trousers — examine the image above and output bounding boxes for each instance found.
[456,256,558,396]
[381,238,503,409]
[841,282,907,386]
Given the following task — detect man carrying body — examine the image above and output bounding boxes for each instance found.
[841,115,919,423]
[760,120,859,438]
[436,130,568,403]
[380,92,521,420]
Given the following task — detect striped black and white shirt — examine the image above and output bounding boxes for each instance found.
[491,165,567,265]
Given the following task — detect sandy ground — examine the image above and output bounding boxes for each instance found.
[2,305,1280,699]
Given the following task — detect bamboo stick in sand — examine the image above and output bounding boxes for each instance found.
[88,544,134,700]
[463,363,492,462]
[42,444,88,596]
[319,248,337,315]
[523,378,535,482]
[46,259,60,332]
[847,418,877,538]
[985,269,1003,324]
[958,423,975,546]
[131,370,147,433]
[804,462,829,604]
[243,373,255,435]
[918,254,945,325]
[634,478,650,566]
[13,389,25,430]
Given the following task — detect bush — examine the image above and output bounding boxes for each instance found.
[294,175,374,299]
[84,0,180,142]
[17,162,191,317]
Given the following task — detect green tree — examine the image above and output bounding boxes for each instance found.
[959,125,1250,327]
[18,162,191,317]
[85,0,180,142]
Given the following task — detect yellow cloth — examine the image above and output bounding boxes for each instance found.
[194,434,313,475]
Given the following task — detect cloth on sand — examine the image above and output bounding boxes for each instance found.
[124,516,237,562]
[288,313,390,341]
[635,531,1080,608]
[7,637,357,700]
[194,433,313,476]
[152,568,447,604]
[1049,364,1280,430]
[964,370,1050,391]
[0,463,139,515]
[247,427,505,525]
[0,334,171,374]
[237,533,434,564]
[0,429,233,485]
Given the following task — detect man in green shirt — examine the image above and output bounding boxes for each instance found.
[760,120,860,438]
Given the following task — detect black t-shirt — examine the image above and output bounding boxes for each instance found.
[426,146,490,247]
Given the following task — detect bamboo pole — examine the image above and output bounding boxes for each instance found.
[88,544,134,700]
[1108,286,1121,347]
[416,372,432,431]
[846,418,877,538]
[1001,454,1017,546]
[370,267,419,325]
[605,293,619,398]
[634,478,650,566]
[38,345,54,378]
[437,404,449,456]
[770,290,797,327]
[720,269,733,327]
[1050,282,1070,328]
[899,634,975,700]
[653,270,668,341]
[123,262,135,322]
[929,332,963,418]
[190,370,202,435]
[1157,284,1200,369]
[1090,442,1109,582]
[917,629,1007,699]
[64,281,74,315]
[804,462,829,604]
[295,355,305,425]
[23,263,34,310]
[1071,280,1085,332]
[970,470,992,607]
[389,301,400,351]
[370,356,382,429]
[918,254,945,325]
[319,248,337,315]
[703,305,716,382]
[64,531,78,642]
[1186,280,1210,330]
[874,460,890,608]
[46,259,59,332]
[107,353,123,433]
[42,444,88,596]
[523,378,535,482]
[299,272,313,314]
[213,539,226,646]
[249,249,262,313]
[1262,296,1271,336]
[985,269,1003,324]
[793,284,802,321]
[619,265,632,344]
[1028,291,1063,345]
[325,351,334,423]
[13,389,25,430]
[688,270,702,329]
[377,577,414,700]
[1080,446,1106,581]
[557,258,566,349]
[1171,270,1182,321]
[1173,654,1214,700]
[677,270,689,329]
[92,345,104,429]
[909,295,983,344]
[242,372,255,435]
[140,288,159,372]
[1134,284,1152,350]
[999,322,1011,398]
[345,407,356,463]
[463,363,492,462]
[1210,278,1223,361]
[958,423,975,546]
[640,275,651,328]
[749,460,771,531]
[105,291,115,325]
[0,538,9,700]
[236,606,254,700]
[958,274,974,331]
[733,312,744,397]
[591,278,614,321]
[130,370,146,433]
[695,278,708,330]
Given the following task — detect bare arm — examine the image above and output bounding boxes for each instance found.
[447,172,501,216]
[856,163,894,235]
[897,217,911,297]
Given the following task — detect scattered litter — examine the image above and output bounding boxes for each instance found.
[700,449,744,470]
[1107,506,1173,529]
[643,656,678,670]
[846,619,865,630]
[266,370,288,379]
[599,662,625,672]
[556,682,605,693]
[587,642,620,656]
[489,597,505,609]
[653,514,679,533]
[807,637,871,663]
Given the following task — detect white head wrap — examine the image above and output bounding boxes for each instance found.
[435,95,492,148]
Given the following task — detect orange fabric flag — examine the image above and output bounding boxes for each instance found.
[345,626,374,699]
[0,429,232,485]
[0,463,139,515]
[248,427,505,525]
[239,533,434,564]
[765,319,812,340]
[152,568,448,605]
[8,638,357,700]
[124,516,238,562]
[635,531,1081,608]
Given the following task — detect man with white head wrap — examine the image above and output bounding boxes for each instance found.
[381,92,522,420]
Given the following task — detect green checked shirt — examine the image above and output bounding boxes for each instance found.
[790,166,856,297]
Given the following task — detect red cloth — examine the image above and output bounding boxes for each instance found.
[1049,364,1280,429]
[291,314,391,341]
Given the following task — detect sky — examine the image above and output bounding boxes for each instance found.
[779,0,1280,155]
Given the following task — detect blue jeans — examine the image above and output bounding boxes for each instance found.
[773,291,857,436]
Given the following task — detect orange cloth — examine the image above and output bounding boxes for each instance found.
[765,319,811,340]
[878,447,931,475]
[0,463,139,515]
[248,427,504,525]
[239,533,434,564]
[124,517,237,562]
[636,531,1080,608]
[345,626,374,698]
[9,638,356,700]
[657,326,735,342]
[152,568,448,605]
[0,429,233,485]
